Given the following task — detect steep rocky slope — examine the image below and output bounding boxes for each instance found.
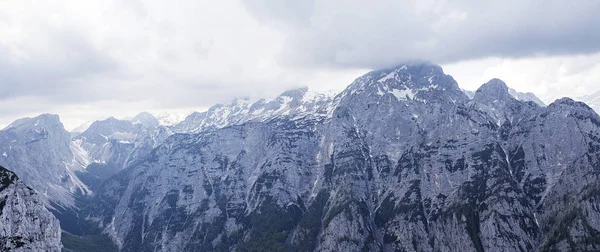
[0,114,90,207]
[0,165,62,251]
[86,63,600,251]
[71,115,172,190]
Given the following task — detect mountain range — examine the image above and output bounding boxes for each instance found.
[1,62,599,251]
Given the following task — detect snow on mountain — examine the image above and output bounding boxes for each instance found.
[462,89,475,99]
[72,117,171,172]
[155,111,188,126]
[173,87,338,134]
[72,115,175,190]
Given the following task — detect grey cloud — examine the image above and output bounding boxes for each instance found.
[242,0,315,27]
[3,0,599,129]
[242,0,600,69]
[0,25,119,102]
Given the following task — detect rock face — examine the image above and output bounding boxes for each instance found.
[86,63,600,251]
[0,165,62,251]
[71,115,173,190]
[0,114,90,207]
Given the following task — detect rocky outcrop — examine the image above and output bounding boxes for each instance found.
[0,165,62,251]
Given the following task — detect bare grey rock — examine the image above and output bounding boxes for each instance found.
[0,166,62,251]
[0,114,90,207]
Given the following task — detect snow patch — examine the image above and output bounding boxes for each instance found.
[376,86,385,96]
[279,95,293,105]
[390,88,415,100]
[378,71,397,83]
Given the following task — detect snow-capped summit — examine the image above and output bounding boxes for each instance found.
[340,62,467,106]
[155,111,189,126]
[173,87,337,133]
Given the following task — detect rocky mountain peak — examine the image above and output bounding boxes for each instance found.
[0,114,89,207]
[474,78,511,100]
[465,80,545,107]
[547,97,600,119]
[131,112,160,128]
[2,114,70,148]
[85,117,133,135]
[340,62,465,107]
[5,114,63,132]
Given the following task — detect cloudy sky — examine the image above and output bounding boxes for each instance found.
[1,0,600,130]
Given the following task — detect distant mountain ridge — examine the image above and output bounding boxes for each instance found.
[463,86,545,106]
[172,87,337,134]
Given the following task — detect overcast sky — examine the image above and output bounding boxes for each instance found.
[1,0,600,130]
